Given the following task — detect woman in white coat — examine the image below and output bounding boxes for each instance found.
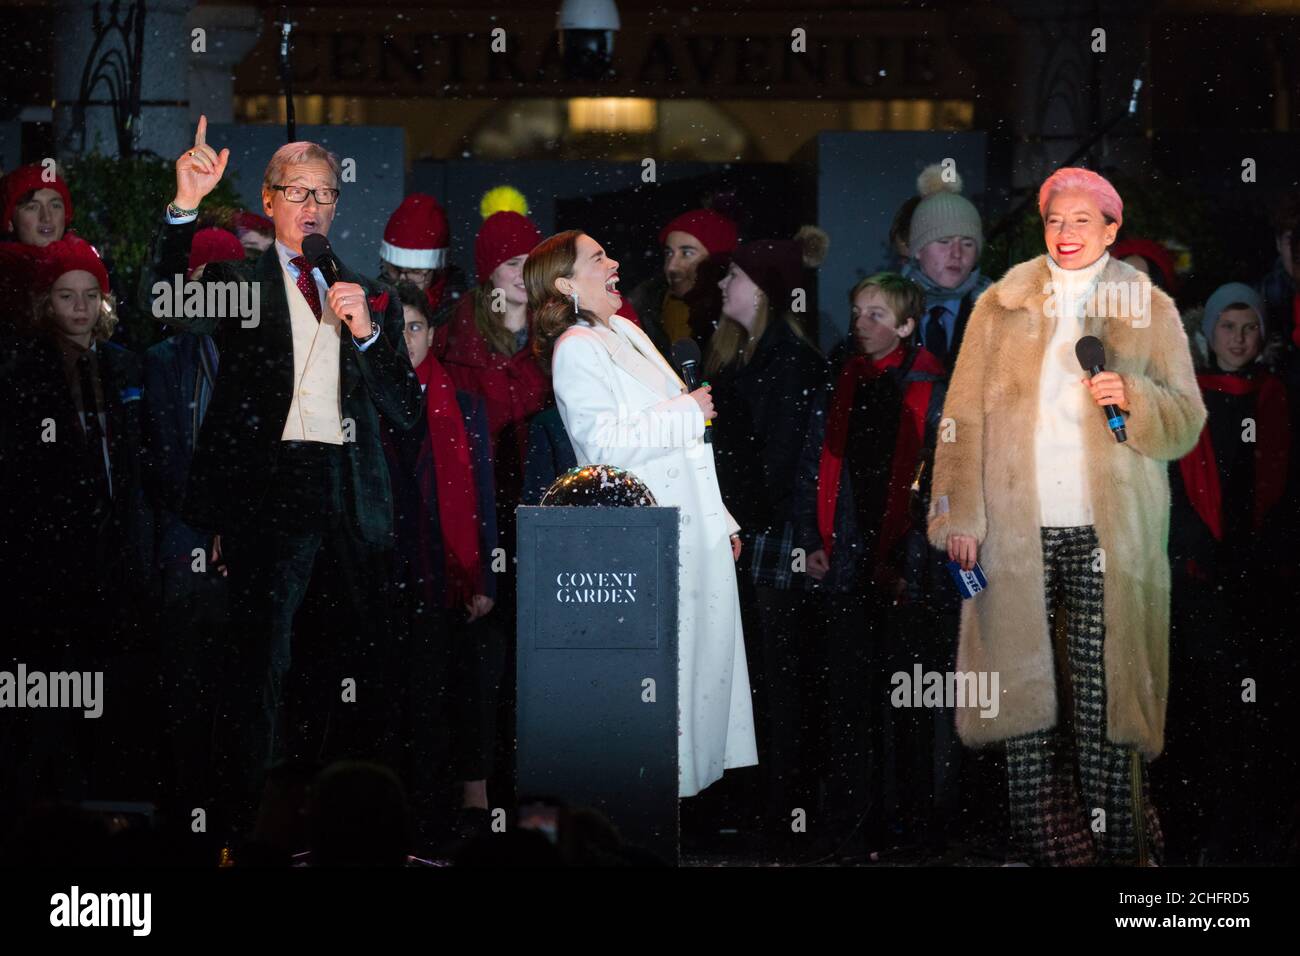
[526,229,759,798]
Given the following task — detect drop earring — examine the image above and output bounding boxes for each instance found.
[572,291,580,313]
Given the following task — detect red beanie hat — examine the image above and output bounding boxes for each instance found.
[658,209,738,256]
[188,227,246,278]
[2,163,75,235]
[38,236,110,293]
[475,211,543,286]
[1111,238,1178,293]
[232,209,274,237]
[381,193,450,270]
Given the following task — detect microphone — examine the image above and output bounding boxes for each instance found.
[1128,76,1143,116]
[670,337,712,443]
[302,232,342,285]
[1075,335,1127,443]
[301,233,351,323]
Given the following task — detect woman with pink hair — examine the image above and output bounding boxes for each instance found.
[927,167,1207,865]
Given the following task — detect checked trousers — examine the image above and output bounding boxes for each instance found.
[1004,526,1163,866]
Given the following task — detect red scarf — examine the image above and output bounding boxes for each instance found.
[817,345,944,571]
[415,351,483,606]
[1177,369,1290,541]
[1292,292,1300,349]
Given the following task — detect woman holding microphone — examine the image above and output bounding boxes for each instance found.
[927,168,1206,865]
[530,230,758,799]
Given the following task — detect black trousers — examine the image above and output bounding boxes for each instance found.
[2,568,158,821]
[739,583,820,826]
[822,586,886,845]
[158,563,229,816]
[821,583,966,850]
[397,595,508,810]
[212,441,396,838]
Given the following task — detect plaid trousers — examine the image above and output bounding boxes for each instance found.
[1004,526,1164,866]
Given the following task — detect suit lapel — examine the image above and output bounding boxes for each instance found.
[258,247,294,374]
[337,262,365,399]
[950,292,975,369]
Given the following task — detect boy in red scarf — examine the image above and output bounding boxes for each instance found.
[795,272,955,857]
[1164,282,1292,864]
[809,272,947,593]
[381,282,502,851]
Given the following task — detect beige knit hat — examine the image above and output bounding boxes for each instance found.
[908,190,984,257]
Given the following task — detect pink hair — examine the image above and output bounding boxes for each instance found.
[1037,168,1123,227]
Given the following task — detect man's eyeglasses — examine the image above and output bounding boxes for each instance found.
[271,184,340,204]
[383,264,435,283]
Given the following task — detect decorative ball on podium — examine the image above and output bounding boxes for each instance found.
[539,464,658,507]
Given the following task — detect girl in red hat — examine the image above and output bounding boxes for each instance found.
[435,211,552,551]
[0,235,154,805]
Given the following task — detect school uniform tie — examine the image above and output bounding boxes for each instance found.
[924,305,949,364]
[76,351,112,503]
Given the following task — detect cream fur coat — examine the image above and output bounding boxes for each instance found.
[927,254,1207,758]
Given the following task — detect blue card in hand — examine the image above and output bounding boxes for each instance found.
[945,559,988,599]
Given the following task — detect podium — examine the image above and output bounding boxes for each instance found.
[516,505,680,864]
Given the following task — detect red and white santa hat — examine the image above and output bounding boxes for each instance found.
[380,193,449,270]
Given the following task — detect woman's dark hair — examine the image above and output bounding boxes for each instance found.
[888,194,922,257]
[473,281,524,357]
[525,229,603,373]
[1272,191,1300,241]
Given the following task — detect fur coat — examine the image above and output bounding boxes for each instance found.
[927,254,1207,758]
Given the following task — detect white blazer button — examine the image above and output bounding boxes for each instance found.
[668,467,679,478]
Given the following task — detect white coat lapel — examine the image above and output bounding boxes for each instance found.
[611,317,689,394]
[586,317,679,398]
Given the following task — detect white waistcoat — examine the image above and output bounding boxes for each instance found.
[280,265,344,444]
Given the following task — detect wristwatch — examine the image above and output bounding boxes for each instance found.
[354,324,382,348]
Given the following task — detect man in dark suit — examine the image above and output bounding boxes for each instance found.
[142,117,423,841]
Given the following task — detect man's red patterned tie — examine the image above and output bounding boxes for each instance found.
[290,255,323,321]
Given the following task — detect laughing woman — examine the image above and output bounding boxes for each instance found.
[927,168,1206,866]
[531,230,758,798]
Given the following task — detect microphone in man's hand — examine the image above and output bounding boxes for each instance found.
[671,337,712,443]
[1075,335,1127,443]
[301,233,348,318]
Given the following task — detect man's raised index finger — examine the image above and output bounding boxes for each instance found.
[195,114,207,148]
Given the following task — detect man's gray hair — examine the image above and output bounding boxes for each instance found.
[262,141,342,190]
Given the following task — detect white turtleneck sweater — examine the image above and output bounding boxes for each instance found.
[1035,252,1110,527]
